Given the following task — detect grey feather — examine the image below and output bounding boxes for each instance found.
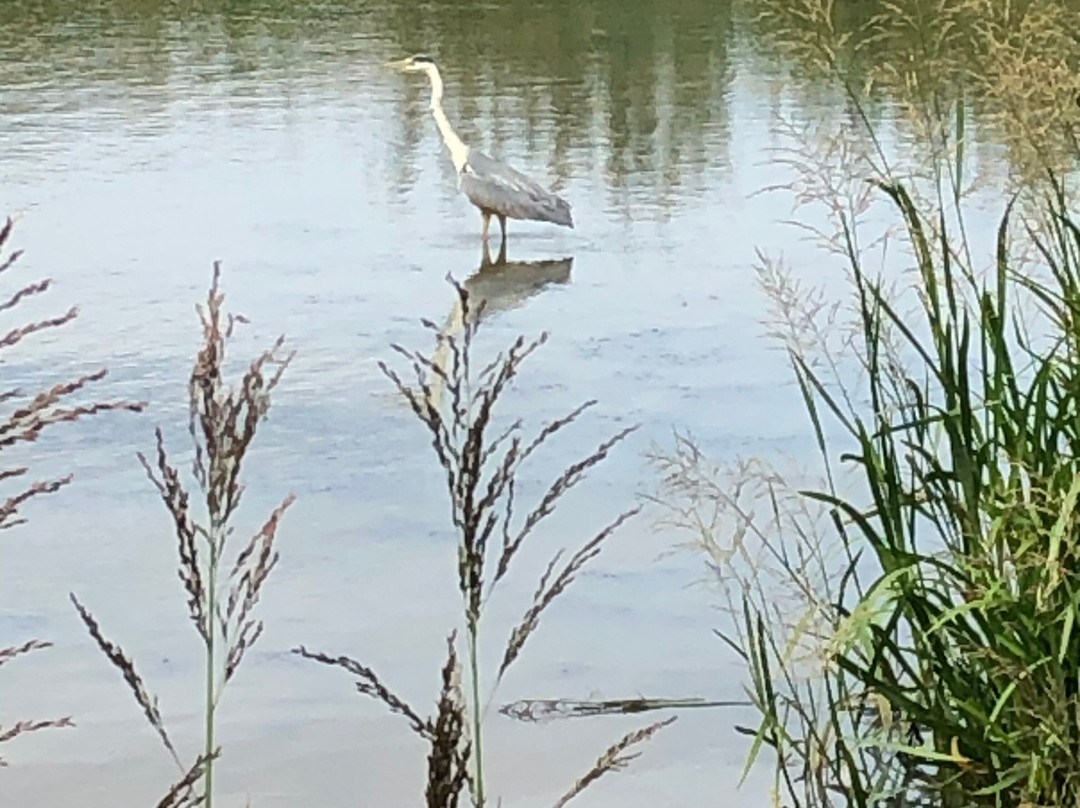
[460,149,573,228]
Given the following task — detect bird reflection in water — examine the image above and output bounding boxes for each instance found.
[428,241,573,409]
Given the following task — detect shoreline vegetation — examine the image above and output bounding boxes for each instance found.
[6,0,1080,806]
[0,227,677,807]
[657,1,1080,806]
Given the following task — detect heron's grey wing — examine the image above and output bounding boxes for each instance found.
[460,150,573,227]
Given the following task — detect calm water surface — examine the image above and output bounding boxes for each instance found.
[0,1,945,805]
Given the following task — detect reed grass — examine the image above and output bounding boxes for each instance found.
[657,2,1080,805]
[71,262,293,806]
[296,632,471,808]
[295,279,668,807]
[795,175,1080,806]
[551,717,675,808]
[0,214,144,764]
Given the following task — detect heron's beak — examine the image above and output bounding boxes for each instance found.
[384,58,410,71]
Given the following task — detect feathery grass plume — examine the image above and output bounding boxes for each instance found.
[70,593,182,768]
[551,717,675,808]
[752,0,1080,187]
[292,646,432,736]
[497,506,637,679]
[0,214,145,763]
[72,262,293,807]
[0,638,53,668]
[155,750,221,808]
[425,633,471,808]
[658,5,1080,801]
[0,716,76,766]
[299,277,644,806]
[294,632,472,808]
[377,278,638,806]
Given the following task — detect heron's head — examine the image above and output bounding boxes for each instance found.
[384,54,437,74]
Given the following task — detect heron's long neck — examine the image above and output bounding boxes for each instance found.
[426,66,469,172]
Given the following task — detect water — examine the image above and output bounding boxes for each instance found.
[0,1,919,805]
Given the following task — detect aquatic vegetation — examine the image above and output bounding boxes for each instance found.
[659,2,1080,804]
[662,177,1080,806]
[16,2,1080,804]
[296,633,471,808]
[71,263,294,807]
[295,280,668,807]
[0,215,145,764]
[752,0,1080,182]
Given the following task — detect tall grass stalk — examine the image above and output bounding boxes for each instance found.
[72,263,293,805]
[657,2,1080,804]
[296,280,668,807]
[0,215,144,763]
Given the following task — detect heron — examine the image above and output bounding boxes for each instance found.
[385,54,574,242]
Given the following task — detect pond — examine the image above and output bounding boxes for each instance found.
[0,1,981,805]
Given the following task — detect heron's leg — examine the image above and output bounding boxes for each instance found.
[481,211,491,241]
[498,214,507,244]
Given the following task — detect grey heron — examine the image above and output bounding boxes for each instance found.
[385,54,574,242]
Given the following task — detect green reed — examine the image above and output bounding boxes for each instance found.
[653,1,1080,803]
[661,174,1080,807]
[765,177,1080,805]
